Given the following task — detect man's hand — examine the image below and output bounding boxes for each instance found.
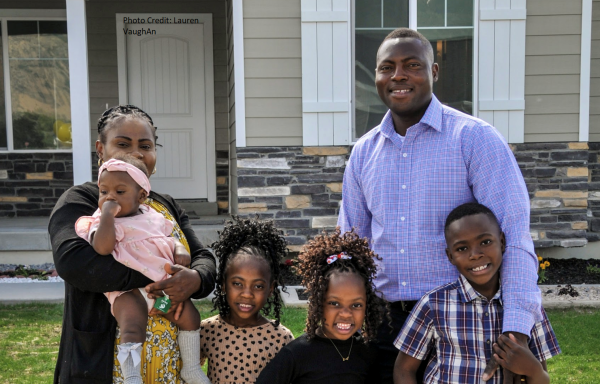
[145,264,201,320]
[101,200,121,217]
[493,334,546,379]
[482,332,528,383]
[173,241,191,267]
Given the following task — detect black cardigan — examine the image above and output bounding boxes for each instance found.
[50,182,216,384]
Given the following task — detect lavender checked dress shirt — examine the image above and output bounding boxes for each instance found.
[338,95,541,335]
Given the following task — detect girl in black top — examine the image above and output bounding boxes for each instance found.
[256,228,388,384]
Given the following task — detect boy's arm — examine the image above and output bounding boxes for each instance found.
[90,201,120,255]
[493,334,549,384]
[393,352,421,384]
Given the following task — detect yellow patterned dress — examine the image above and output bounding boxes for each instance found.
[112,198,191,383]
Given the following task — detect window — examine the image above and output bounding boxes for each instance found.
[0,19,71,151]
[353,0,474,140]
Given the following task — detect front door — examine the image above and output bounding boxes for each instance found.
[117,14,216,200]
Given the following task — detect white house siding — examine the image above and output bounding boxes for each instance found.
[243,0,302,146]
[590,0,600,141]
[85,0,228,152]
[524,0,582,143]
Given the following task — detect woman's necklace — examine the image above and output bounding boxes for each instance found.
[322,330,353,362]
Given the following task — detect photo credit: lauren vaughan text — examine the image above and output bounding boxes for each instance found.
[123,16,200,24]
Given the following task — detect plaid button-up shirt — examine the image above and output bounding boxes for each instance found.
[338,95,541,335]
[394,276,561,384]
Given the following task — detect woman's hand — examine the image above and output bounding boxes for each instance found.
[145,264,202,320]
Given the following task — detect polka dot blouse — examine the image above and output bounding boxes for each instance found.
[200,315,295,383]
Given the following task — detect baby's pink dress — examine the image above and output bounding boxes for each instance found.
[75,204,176,311]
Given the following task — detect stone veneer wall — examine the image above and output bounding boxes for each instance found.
[235,146,349,251]
[511,142,594,248]
[234,143,600,250]
[0,153,73,217]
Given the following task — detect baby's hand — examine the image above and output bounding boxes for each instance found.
[493,333,543,378]
[101,200,121,217]
[173,241,191,267]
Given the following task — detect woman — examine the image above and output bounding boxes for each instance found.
[50,105,216,383]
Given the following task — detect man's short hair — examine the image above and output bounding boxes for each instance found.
[380,27,434,63]
[444,203,500,233]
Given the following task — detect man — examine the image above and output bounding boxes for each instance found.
[338,28,541,384]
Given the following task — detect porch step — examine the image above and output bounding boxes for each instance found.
[177,200,218,218]
[0,215,230,265]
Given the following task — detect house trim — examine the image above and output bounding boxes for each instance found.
[67,0,91,185]
[408,0,417,30]
[579,0,593,143]
[0,9,66,17]
[0,10,73,155]
[232,0,246,147]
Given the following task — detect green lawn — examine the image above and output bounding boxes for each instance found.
[0,303,598,383]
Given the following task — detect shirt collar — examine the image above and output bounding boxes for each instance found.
[458,274,503,305]
[379,94,443,139]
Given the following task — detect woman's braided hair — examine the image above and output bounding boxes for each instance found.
[297,227,388,343]
[97,105,157,143]
[211,216,288,327]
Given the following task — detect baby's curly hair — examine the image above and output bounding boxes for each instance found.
[211,216,288,326]
[297,228,387,343]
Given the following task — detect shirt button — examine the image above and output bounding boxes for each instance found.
[486,339,491,344]
[402,185,406,189]
[403,153,407,157]
[401,217,405,221]
[485,312,489,317]
[400,249,405,253]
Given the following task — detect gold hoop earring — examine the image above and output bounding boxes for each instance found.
[152,167,157,175]
[97,158,103,166]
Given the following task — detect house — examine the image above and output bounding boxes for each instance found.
[0,0,598,256]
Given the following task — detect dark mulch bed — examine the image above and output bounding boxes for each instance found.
[279,258,600,294]
[542,258,600,285]
[280,264,302,286]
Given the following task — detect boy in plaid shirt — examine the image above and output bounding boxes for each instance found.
[393,203,560,384]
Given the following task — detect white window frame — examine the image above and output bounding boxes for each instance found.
[0,9,71,153]
[350,0,478,144]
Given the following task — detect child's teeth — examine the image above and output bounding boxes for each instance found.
[473,265,488,272]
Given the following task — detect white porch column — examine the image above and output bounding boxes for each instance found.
[66,0,91,184]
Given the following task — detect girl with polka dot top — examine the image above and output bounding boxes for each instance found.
[201,217,294,383]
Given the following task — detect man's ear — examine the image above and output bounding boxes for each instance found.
[500,232,506,253]
[432,62,439,82]
[445,247,454,265]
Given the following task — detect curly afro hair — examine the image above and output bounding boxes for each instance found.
[296,227,388,343]
[210,216,288,326]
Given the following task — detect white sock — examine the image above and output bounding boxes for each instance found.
[117,342,143,384]
[178,329,211,384]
